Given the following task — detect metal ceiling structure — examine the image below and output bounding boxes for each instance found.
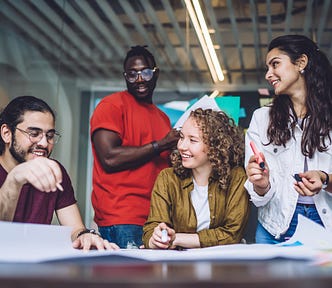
[1,0,332,99]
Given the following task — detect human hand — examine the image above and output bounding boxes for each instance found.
[294,170,324,196]
[159,129,180,151]
[72,232,119,251]
[246,154,270,195]
[148,223,176,249]
[10,157,63,192]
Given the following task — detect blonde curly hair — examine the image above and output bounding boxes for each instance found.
[171,108,244,190]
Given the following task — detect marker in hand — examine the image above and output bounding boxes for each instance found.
[250,141,265,170]
[293,173,302,182]
[56,183,64,191]
[161,229,168,243]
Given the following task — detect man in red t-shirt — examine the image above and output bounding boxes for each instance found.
[90,46,180,248]
[0,96,118,251]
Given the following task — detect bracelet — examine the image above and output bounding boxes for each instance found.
[151,141,160,155]
[320,170,329,189]
[254,182,271,195]
[77,228,99,239]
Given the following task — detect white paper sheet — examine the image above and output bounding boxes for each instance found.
[0,221,80,262]
[0,216,329,263]
[278,214,332,250]
[173,95,220,128]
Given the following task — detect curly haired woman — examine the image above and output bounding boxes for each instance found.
[142,108,249,249]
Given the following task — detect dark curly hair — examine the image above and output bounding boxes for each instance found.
[171,108,244,190]
[266,34,332,158]
[123,45,156,69]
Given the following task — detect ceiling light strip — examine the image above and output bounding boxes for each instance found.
[192,0,224,82]
[184,0,218,83]
[209,90,219,98]
[184,0,224,83]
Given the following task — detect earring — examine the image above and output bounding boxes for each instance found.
[300,69,305,74]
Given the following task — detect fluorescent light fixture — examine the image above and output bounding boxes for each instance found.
[209,90,219,98]
[184,0,224,83]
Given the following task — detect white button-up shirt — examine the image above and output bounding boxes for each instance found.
[244,106,332,239]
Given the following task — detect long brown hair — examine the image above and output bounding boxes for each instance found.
[267,35,332,158]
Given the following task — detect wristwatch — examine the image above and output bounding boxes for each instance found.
[320,170,329,190]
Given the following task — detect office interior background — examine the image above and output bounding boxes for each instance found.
[0,0,331,227]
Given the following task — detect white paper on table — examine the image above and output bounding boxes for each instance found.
[0,221,81,262]
[279,214,332,250]
[119,243,317,262]
[0,219,323,263]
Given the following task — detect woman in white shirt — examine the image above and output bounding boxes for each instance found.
[245,34,332,243]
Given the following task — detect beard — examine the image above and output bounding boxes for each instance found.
[9,134,50,163]
[126,79,156,103]
[9,137,26,164]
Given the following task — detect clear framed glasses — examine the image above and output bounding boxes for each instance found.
[123,67,157,83]
[16,127,61,144]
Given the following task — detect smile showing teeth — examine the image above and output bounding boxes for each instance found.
[181,153,192,158]
[137,86,147,92]
[271,80,279,86]
[33,151,45,156]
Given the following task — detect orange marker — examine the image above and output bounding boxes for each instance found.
[250,141,265,170]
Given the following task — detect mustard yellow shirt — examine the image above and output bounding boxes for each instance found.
[143,166,249,248]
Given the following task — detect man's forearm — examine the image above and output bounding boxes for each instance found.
[0,176,22,221]
[100,142,161,173]
[0,191,19,221]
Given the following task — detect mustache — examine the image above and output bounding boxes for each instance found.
[28,145,49,155]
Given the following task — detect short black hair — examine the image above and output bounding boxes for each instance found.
[0,95,55,154]
[123,45,156,69]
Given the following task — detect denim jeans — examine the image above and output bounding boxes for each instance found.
[98,224,143,249]
[256,203,324,244]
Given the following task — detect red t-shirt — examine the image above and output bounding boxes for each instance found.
[0,161,77,224]
[90,91,171,226]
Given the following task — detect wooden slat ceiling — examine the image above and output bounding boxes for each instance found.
[1,0,332,97]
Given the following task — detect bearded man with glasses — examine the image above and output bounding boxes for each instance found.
[0,96,119,251]
[90,45,180,248]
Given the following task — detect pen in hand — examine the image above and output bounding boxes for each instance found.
[250,141,265,170]
[56,183,64,191]
[161,229,168,243]
[293,174,303,182]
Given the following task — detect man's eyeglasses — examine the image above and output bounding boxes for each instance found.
[16,127,61,144]
[123,67,157,83]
